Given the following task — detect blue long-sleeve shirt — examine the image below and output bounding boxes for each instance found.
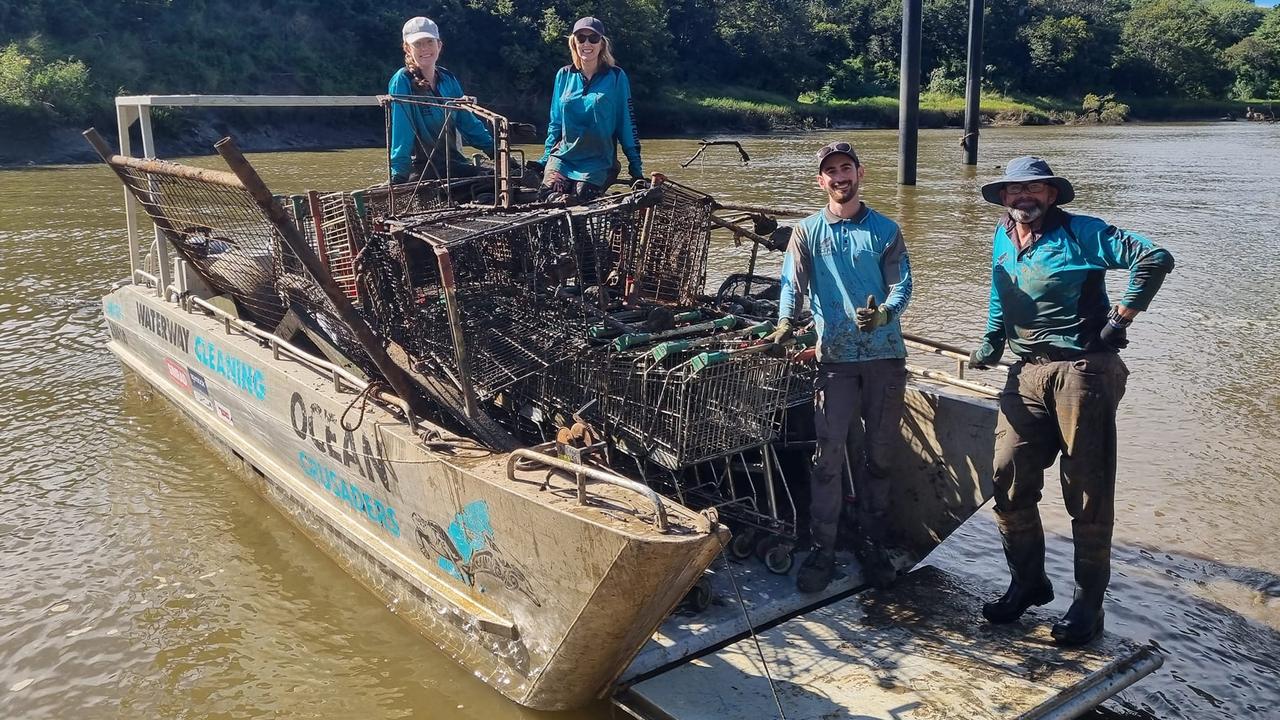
[539,64,643,188]
[778,204,913,363]
[978,207,1174,362]
[388,66,494,182]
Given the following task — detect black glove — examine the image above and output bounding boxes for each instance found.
[525,159,545,173]
[1098,316,1130,350]
[764,318,794,345]
[854,295,890,332]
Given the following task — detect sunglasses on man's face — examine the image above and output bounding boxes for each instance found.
[574,33,602,44]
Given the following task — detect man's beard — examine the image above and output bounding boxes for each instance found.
[1009,199,1046,223]
[826,180,859,204]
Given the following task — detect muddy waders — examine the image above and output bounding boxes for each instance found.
[1051,521,1111,645]
[984,352,1127,645]
[982,507,1054,623]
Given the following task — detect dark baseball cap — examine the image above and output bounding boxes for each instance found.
[815,141,860,169]
[572,17,606,36]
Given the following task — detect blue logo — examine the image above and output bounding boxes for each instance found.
[412,501,542,606]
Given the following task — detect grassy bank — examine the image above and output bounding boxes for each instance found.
[1,87,1269,167]
[639,86,1262,134]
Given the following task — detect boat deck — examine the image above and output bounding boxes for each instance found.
[617,565,1162,720]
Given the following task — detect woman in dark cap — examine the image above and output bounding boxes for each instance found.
[533,17,645,203]
[387,16,494,184]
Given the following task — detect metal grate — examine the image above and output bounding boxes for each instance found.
[597,340,790,470]
[629,179,713,305]
[375,207,597,401]
[105,159,289,327]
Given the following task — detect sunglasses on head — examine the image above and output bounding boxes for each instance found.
[574,32,602,44]
[816,141,860,165]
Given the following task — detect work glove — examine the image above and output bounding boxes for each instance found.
[764,318,794,345]
[854,295,890,332]
[1098,307,1130,350]
[526,159,545,173]
[968,340,1001,370]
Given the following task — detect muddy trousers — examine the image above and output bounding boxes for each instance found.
[809,359,906,550]
[992,352,1128,622]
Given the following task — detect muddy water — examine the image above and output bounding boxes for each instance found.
[2,122,1277,719]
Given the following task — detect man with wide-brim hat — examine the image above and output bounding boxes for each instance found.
[967,156,1175,645]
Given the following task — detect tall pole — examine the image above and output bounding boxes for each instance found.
[898,0,923,185]
[963,0,986,165]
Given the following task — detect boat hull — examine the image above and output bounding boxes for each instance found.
[103,285,724,710]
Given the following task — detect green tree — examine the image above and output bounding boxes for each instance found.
[1226,9,1280,99]
[1115,0,1231,97]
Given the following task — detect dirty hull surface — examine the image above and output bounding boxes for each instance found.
[620,565,1161,720]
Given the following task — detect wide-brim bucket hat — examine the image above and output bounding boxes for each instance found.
[980,156,1075,205]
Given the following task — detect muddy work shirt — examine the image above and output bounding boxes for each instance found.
[978,208,1175,362]
[387,66,494,182]
[539,65,643,188]
[778,204,913,363]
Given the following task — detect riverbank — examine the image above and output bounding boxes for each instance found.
[0,90,1268,167]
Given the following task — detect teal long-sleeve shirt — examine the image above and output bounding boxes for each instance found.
[387,66,494,182]
[778,204,913,363]
[977,208,1175,362]
[538,65,643,188]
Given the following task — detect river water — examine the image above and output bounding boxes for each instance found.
[2,122,1278,719]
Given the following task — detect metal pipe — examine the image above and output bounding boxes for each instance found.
[898,0,923,185]
[505,449,671,532]
[1019,645,1164,720]
[711,201,808,218]
[902,331,1012,371]
[709,214,776,249]
[115,105,142,286]
[432,246,481,419]
[963,0,986,166]
[906,364,998,397]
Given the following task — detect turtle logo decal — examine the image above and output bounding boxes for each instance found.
[412,500,543,607]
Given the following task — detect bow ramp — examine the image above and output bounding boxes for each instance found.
[614,564,1161,720]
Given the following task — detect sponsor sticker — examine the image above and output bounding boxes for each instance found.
[215,401,234,426]
[165,358,191,391]
[188,368,215,411]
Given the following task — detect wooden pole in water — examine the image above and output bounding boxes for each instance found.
[898,0,923,185]
[963,0,985,166]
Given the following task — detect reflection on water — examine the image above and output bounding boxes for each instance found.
[1,122,1278,719]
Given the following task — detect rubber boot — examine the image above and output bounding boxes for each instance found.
[853,510,897,590]
[1051,522,1111,646]
[797,546,836,594]
[982,507,1055,624]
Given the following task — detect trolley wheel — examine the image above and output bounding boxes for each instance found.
[728,529,757,560]
[682,577,714,613]
[754,533,778,561]
[764,545,795,575]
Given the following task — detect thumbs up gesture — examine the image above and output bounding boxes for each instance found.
[854,294,890,332]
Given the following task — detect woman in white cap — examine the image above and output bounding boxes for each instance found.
[388,16,494,183]
[534,17,645,203]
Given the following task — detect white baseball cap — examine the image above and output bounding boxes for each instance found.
[402,17,440,43]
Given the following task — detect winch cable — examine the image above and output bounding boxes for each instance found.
[713,532,790,720]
